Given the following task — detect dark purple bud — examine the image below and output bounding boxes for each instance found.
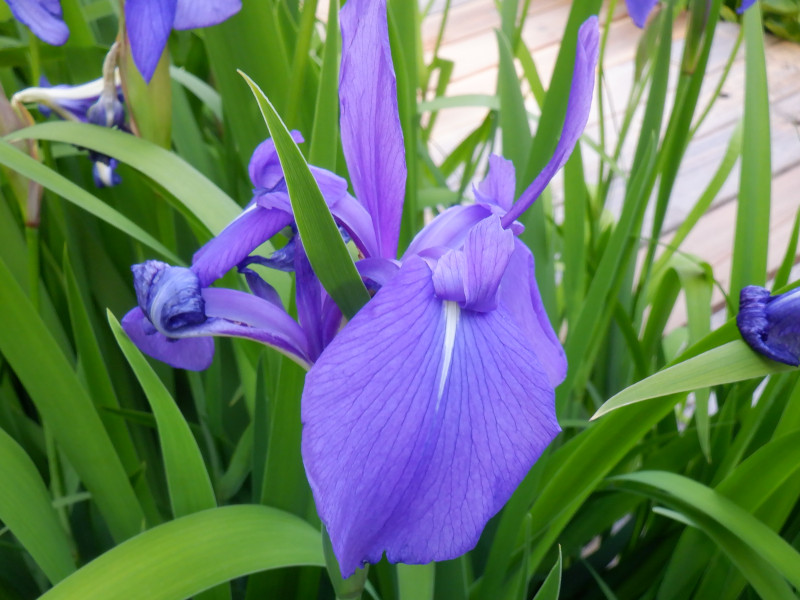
[737,285,800,366]
[132,260,206,334]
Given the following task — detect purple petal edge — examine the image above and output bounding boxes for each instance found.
[339,0,406,259]
[502,16,599,226]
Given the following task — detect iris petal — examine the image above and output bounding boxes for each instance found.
[303,257,560,577]
[173,0,241,29]
[6,0,69,45]
[339,0,406,258]
[125,0,177,83]
[502,16,599,226]
[625,0,658,28]
[191,205,293,287]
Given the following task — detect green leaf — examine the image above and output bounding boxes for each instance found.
[613,471,800,590]
[240,71,370,320]
[496,29,531,177]
[592,341,794,420]
[4,122,241,235]
[397,563,435,600]
[108,312,217,519]
[0,256,145,542]
[654,507,797,600]
[531,547,562,600]
[730,3,772,296]
[38,505,324,600]
[0,140,179,263]
[309,0,341,171]
[0,427,75,584]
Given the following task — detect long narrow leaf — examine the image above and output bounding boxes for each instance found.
[240,72,370,319]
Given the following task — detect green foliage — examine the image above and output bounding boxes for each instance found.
[0,0,798,599]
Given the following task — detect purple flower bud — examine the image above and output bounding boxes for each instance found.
[737,285,800,366]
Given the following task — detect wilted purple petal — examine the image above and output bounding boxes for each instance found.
[173,0,241,29]
[340,0,406,258]
[303,257,560,577]
[6,0,69,45]
[122,307,215,371]
[738,286,800,366]
[625,0,658,28]
[502,16,599,226]
[191,205,293,287]
[92,158,121,188]
[125,0,177,83]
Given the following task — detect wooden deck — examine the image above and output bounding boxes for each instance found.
[422,0,800,321]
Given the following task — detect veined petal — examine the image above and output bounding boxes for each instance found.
[121,308,215,371]
[125,0,177,83]
[404,204,491,258]
[191,204,293,287]
[500,240,567,387]
[502,16,599,226]
[303,257,560,577]
[625,0,658,28]
[173,0,241,29]
[6,0,69,45]
[340,0,406,258]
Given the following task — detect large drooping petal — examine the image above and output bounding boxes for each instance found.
[173,0,241,29]
[303,254,560,577]
[6,0,69,45]
[737,286,800,366]
[339,0,406,258]
[502,16,599,226]
[125,0,177,83]
[625,0,658,28]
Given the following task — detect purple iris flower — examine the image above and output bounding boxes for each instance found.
[737,286,800,366]
[625,0,755,28]
[121,0,598,577]
[300,0,598,576]
[121,133,378,369]
[124,0,242,83]
[17,75,126,187]
[5,0,69,45]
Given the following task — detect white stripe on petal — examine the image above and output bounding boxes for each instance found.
[437,300,461,410]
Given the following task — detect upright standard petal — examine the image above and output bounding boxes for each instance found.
[737,285,800,366]
[303,253,560,577]
[339,0,406,258]
[502,16,599,226]
[173,0,241,29]
[125,0,177,83]
[6,0,69,45]
[625,0,658,28]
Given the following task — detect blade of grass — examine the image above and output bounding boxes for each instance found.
[240,71,370,319]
